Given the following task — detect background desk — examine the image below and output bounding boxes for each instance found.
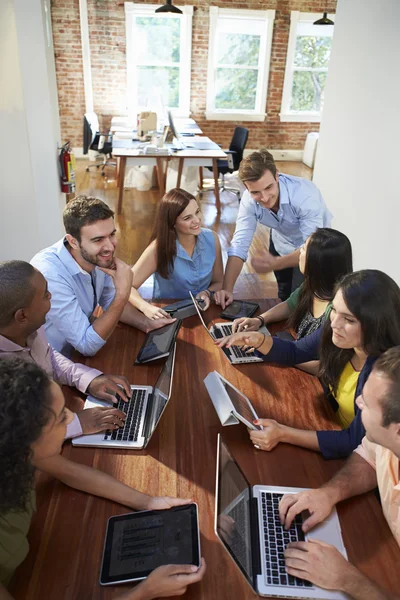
[10,302,400,599]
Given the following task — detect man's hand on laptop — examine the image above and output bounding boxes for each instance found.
[214,289,233,309]
[99,257,133,302]
[78,406,126,435]
[87,374,131,402]
[284,540,351,592]
[279,489,335,532]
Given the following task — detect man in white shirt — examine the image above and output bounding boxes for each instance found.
[279,347,400,600]
[31,196,174,357]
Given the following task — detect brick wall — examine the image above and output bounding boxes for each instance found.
[51,0,337,150]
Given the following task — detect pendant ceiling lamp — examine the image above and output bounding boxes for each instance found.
[155,0,182,14]
[313,12,334,25]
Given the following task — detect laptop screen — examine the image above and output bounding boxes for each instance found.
[189,291,216,339]
[146,345,176,440]
[216,437,253,586]
[168,110,179,140]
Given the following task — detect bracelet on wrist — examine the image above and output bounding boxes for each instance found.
[254,333,266,350]
[256,315,265,327]
[206,289,214,300]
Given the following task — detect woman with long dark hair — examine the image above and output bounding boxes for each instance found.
[130,188,223,320]
[215,270,400,459]
[232,228,353,340]
[0,359,205,595]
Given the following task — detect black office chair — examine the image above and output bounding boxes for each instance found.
[200,126,249,200]
[83,112,116,175]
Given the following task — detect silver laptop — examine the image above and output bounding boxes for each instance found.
[215,435,349,599]
[168,111,218,150]
[189,291,265,365]
[72,345,176,450]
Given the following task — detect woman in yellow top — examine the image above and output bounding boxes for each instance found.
[215,270,400,459]
[0,359,205,598]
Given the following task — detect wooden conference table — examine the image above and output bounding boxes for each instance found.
[10,301,400,599]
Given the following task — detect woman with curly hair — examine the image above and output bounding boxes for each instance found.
[129,188,223,320]
[0,358,205,598]
[215,270,400,459]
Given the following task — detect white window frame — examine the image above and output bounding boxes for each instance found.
[125,2,193,120]
[206,7,275,122]
[280,11,334,123]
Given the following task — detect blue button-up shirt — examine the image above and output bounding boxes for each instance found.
[228,173,332,260]
[31,239,116,357]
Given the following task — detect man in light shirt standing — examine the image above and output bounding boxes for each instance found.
[31,196,173,358]
[0,260,130,439]
[214,149,332,305]
[279,346,400,600]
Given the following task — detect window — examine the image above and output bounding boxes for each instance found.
[125,3,193,119]
[206,8,275,122]
[280,12,334,122]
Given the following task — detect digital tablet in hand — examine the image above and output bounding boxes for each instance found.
[219,300,259,321]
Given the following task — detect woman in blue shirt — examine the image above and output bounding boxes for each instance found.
[130,188,223,320]
[215,270,400,459]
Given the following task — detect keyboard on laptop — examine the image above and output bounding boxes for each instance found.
[215,324,258,359]
[261,492,313,588]
[103,389,146,442]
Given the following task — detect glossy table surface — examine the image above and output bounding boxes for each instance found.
[10,301,400,599]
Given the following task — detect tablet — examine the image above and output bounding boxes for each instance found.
[100,504,201,586]
[219,300,259,321]
[163,298,205,319]
[134,320,182,364]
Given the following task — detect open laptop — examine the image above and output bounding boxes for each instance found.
[72,345,176,449]
[189,292,266,365]
[215,435,349,599]
[168,110,218,150]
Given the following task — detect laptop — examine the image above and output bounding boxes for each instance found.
[168,111,218,150]
[215,435,348,599]
[189,291,266,365]
[72,345,176,449]
[204,370,262,429]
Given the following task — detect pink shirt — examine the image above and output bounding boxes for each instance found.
[0,327,102,439]
[354,437,400,546]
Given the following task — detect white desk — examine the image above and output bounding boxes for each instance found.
[112,139,226,214]
[110,116,203,135]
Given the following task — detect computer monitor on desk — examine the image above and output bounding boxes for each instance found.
[168,111,217,151]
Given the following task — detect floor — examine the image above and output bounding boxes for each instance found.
[74,159,312,300]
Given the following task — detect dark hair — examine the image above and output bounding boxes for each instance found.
[288,228,353,332]
[63,195,114,242]
[238,149,277,182]
[373,347,400,427]
[319,270,400,394]
[0,358,54,514]
[150,188,196,279]
[0,261,36,328]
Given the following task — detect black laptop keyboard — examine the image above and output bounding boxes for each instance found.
[103,389,146,442]
[214,324,257,359]
[261,492,312,588]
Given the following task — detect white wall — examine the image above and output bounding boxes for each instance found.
[313,0,400,284]
[0,0,64,262]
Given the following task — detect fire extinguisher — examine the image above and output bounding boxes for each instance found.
[59,141,76,194]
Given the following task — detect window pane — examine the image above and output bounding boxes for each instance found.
[294,36,332,68]
[217,33,260,66]
[215,68,258,110]
[137,66,179,108]
[290,71,327,112]
[136,16,180,64]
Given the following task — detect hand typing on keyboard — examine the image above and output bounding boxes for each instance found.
[213,330,273,355]
[87,374,132,403]
[278,489,335,532]
[78,406,126,435]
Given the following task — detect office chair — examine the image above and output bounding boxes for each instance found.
[83,112,116,175]
[200,126,249,199]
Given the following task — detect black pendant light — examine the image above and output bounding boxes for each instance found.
[313,12,334,25]
[155,0,182,14]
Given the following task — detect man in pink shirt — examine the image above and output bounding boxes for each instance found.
[279,347,400,600]
[0,260,131,439]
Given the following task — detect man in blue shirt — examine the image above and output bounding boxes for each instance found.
[31,196,174,357]
[214,150,332,304]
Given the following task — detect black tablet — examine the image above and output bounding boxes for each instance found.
[100,504,201,586]
[219,300,259,321]
[163,298,205,319]
[134,319,182,364]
